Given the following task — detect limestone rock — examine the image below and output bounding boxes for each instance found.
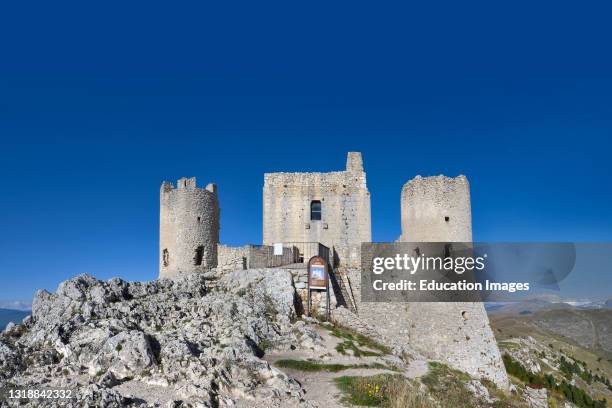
[523,386,548,408]
[88,330,156,379]
[466,379,493,404]
[0,269,313,407]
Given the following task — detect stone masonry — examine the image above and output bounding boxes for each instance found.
[400,175,472,242]
[263,152,371,265]
[159,177,220,278]
[365,175,508,389]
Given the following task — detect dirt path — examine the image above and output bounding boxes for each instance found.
[265,322,428,407]
[279,366,398,408]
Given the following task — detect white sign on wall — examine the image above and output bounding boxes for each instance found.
[273,243,283,255]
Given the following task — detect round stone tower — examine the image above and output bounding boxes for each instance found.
[400,174,472,242]
[159,177,220,278]
[399,175,509,390]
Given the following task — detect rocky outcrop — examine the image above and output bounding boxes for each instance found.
[523,386,548,408]
[0,269,317,407]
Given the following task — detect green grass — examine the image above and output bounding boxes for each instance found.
[480,377,528,408]
[420,362,476,408]
[333,366,528,408]
[258,339,272,351]
[498,341,521,350]
[322,323,392,356]
[334,374,400,406]
[275,359,390,373]
[336,339,383,357]
[334,374,439,408]
[502,353,607,408]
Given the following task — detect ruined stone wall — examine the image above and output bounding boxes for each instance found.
[217,244,298,272]
[263,152,371,265]
[217,244,249,272]
[248,245,298,268]
[159,177,220,278]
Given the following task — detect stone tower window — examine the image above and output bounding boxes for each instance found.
[310,200,322,221]
[444,216,450,222]
[194,246,204,266]
[162,249,169,267]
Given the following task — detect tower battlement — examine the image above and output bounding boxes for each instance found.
[161,177,218,195]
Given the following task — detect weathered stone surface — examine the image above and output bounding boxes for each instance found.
[523,386,548,408]
[0,339,21,380]
[466,379,493,404]
[262,152,371,265]
[217,244,249,272]
[0,269,315,407]
[88,330,156,379]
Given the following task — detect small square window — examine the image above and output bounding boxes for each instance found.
[444,216,450,222]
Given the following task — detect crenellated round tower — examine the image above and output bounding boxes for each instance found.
[159,177,220,278]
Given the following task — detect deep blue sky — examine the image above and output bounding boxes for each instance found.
[1,1,611,303]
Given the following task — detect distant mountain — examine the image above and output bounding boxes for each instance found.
[0,300,32,311]
[486,297,612,316]
[485,299,571,315]
[565,299,612,310]
[0,308,30,330]
[490,305,612,357]
[531,308,612,354]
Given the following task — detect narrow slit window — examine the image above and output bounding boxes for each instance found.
[310,200,322,220]
[162,249,169,267]
[194,246,204,266]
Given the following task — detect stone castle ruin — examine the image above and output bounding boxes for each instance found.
[358,175,509,388]
[158,153,508,388]
[159,177,220,279]
[262,152,371,266]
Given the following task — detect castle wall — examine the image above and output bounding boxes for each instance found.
[218,244,300,272]
[262,152,371,265]
[217,244,249,272]
[159,177,220,278]
[356,175,509,389]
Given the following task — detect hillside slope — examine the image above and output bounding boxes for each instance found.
[490,309,612,407]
